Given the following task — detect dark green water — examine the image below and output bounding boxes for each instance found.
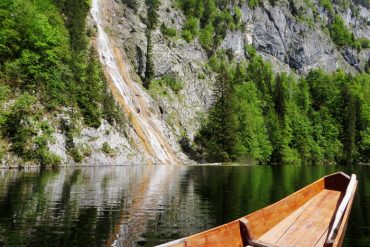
[0,165,369,247]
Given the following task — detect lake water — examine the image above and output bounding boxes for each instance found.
[0,165,369,247]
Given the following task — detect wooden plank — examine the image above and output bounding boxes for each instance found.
[246,178,325,239]
[314,228,329,247]
[184,220,244,247]
[276,189,342,247]
[258,197,314,244]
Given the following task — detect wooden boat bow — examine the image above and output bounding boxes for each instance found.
[156,172,357,247]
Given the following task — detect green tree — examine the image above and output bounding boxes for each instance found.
[246,49,274,98]
[233,63,246,85]
[200,0,217,27]
[199,24,214,51]
[144,31,154,88]
[235,82,272,162]
[146,0,160,30]
[340,83,360,164]
[123,0,139,12]
[182,17,199,41]
[330,15,354,47]
[202,63,240,161]
[274,73,288,118]
[248,0,262,8]
[78,47,104,128]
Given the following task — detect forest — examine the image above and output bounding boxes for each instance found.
[193,48,370,165]
[0,0,124,165]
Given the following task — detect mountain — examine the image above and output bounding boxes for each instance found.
[0,0,369,166]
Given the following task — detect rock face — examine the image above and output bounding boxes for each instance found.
[76,0,369,165]
[103,0,368,141]
[100,0,214,142]
[48,120,145,166]
[233,4,362,74]
[342,6,370,40]
[19,0,366,166]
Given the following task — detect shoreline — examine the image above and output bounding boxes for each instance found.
[2,162,369,170]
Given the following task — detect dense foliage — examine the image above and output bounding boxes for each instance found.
[195,48,370,165]
[177,0,240,52]
[0,0,124,165]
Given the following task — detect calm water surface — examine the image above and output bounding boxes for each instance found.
[0,165,369,247]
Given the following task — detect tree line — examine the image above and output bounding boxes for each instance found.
[192,48,370,165]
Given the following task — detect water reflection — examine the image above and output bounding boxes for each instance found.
[0,165,369,247]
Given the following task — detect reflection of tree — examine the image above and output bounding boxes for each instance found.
[0,168,131,247]
[0,166,369,247]
[0,170,59,246]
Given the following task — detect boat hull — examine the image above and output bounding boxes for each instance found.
[156,172,357,247]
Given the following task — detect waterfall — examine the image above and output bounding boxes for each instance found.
[90,0,178,164]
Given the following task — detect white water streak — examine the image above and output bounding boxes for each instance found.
[91,0,177,164]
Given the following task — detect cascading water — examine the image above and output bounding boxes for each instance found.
[91,0,179,164]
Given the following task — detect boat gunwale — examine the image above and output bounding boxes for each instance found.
[332,177,357,246]
[155,172,357,247]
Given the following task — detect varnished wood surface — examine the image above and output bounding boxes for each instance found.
[259,198,313,243]
[246,176,325,239]
[260,189,342,247]
[156,172,357,247]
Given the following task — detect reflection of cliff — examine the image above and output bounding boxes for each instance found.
[0,167,175,246]
[90,0,180,165]
[0,167,198,247]
[0,166,368,246]
[109,166,182,247]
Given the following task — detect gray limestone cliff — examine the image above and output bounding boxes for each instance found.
[98,0,369,150]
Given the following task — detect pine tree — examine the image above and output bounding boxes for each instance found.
[58,0,89,52]
[341,84,359,164]
[235,82,272,163]
[146,0,160,30]
[246,52,274,99]
[233,63,245,85]
[274,73,287,118]
[144,31,154,89]
[124,0,139,12]
[206,63,239,161]
[77,47,104,127]
[365,58,370,74]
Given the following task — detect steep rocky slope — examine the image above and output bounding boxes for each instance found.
[2,0,369,166]
[92,0,369,159]
[98,0,215,140]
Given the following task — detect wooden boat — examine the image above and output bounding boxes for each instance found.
[156,172,357,247]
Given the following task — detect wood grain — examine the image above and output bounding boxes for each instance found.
[246,177,325,239]
[276,189,341,247]
[259,197,313,243]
